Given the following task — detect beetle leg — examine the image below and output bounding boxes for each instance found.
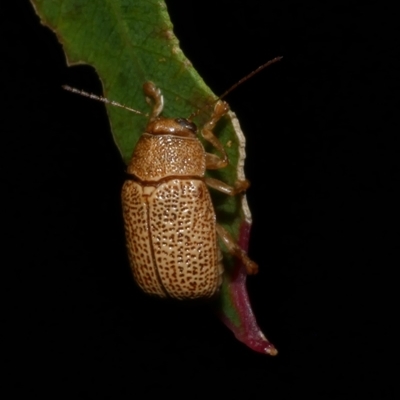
[202,100,230,169]
[216,224,258,275]
[143,81,164,120]
[205,176,250,196]
[205,152,228,170]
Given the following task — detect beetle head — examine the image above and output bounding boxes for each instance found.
[146,117,197,138]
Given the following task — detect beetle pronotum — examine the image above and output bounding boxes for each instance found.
[63,57,281,300]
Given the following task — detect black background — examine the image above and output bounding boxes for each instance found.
[3,1,398,398]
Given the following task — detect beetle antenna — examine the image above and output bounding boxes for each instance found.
[62,85,147,116]
[219,56,283,100]
[188,56,282,121]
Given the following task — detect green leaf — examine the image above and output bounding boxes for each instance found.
[31,0,276,355]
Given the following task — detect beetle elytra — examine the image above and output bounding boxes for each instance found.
[121,82,258,300]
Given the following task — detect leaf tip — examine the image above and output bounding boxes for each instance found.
[265,344,278,356]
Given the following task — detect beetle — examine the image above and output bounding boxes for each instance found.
[63,57,281,300]
[121,81,258,300]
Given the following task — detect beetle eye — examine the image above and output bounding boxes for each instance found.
[175,118,197,133]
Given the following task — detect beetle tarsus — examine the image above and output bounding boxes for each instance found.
[143,81,164,120]
[216,224,258,275]
[234,179,250,193]
[244,258,259,275]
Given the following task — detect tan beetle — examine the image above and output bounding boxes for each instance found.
[121,82,258,300]
[63,57,281,300]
